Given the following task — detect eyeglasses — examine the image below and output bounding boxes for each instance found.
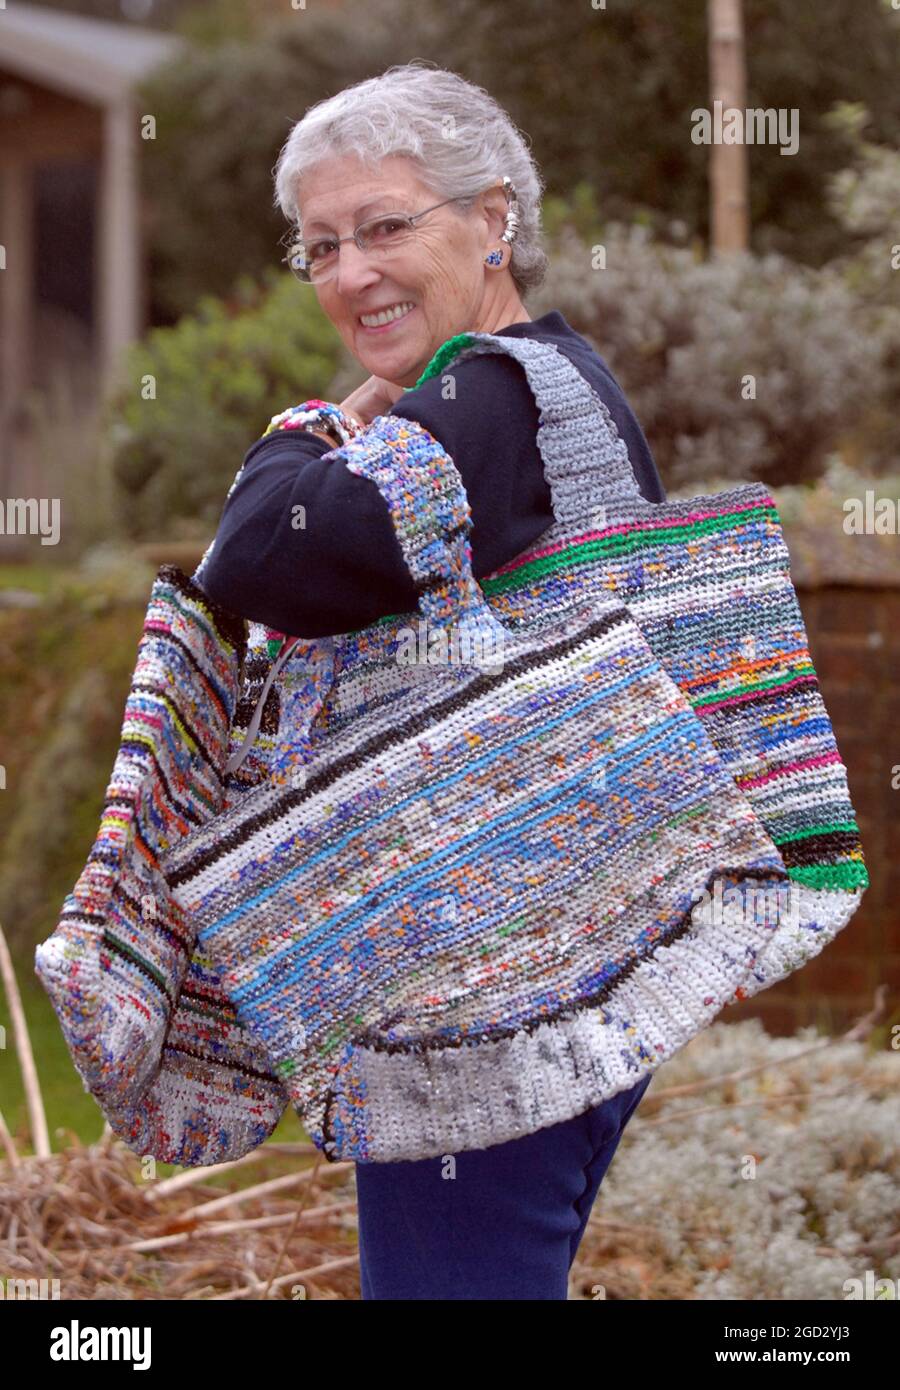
[280,196,466,284]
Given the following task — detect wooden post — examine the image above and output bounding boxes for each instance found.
[0,157,34,493]
[708,0,750,254]
[96,96,141,398]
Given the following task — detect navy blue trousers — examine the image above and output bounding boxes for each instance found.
[354,1072,652,1300]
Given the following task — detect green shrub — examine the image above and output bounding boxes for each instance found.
[102,271,346,540]
[824,107,900,473]
[529,222,885,488]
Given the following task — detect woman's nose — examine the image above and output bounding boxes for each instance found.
[334,239,382,296]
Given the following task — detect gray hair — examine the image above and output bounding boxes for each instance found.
[273,60,549,298]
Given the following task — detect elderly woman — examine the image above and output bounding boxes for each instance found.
[199,61,664,1301]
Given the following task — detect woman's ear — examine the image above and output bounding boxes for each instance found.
[480,184,510,249]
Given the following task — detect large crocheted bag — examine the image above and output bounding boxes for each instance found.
[160,333,866,1165]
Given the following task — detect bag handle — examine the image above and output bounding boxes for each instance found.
[223,633,306,773]
[337,414,499,638]
[198,343,640,650]
[412,331,646,524]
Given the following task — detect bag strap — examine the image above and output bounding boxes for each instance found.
[223,633,305,773]
[411,331,645,524]
[338,414,494,636]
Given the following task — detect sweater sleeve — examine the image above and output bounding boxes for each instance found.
[388,353,557,579]
[195,358,559,638]
[195,429,420,638]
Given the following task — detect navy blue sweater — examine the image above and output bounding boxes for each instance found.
[198,310,666,638]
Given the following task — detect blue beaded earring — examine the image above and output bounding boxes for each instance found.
[484,249,504,266]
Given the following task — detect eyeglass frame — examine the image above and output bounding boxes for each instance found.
[280,196,467,283]
[280,178,519,284]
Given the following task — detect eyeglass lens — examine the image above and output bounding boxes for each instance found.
[291,213,418,282]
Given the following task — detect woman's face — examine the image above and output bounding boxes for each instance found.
[295,153,527,388]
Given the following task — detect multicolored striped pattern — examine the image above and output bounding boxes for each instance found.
[35,332,867,1169]
[34,567,292,1166]
[161,332,866,1164]
[452,335,867,909]
[477,491,868,905]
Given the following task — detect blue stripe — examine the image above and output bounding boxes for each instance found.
[200,649,663,940]
[198,649,654,899]
[220,706,734,1009]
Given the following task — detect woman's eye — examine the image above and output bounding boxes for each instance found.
[307,240,337,261]
[368,217,407,240]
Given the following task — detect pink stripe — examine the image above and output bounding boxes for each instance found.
[126,710,166,732]
[739,750,842,790]
[699,673,815,712]
[486,496,774,577]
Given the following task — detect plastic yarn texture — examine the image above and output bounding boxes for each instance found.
[159,333,867,1164]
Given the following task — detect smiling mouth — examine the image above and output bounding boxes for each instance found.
[358,301,416,330]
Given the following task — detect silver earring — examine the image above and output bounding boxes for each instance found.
[499,176,520,245]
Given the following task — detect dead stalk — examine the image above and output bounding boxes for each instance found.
[0,915,50,1157]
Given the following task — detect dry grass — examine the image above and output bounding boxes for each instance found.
[0,1131,361,1300]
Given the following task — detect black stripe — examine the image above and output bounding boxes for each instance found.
[59,910,106,926]
[157,563,247,656]
[698,675,819,718]
[111,742,206,828]
[141,625,236,727]
[777,830,862,867]
[129,684,222,776]
[115,882,195,963]
[162,1042,280,1085]
[85,850,125,870]
[100,929,177,1010]
[325,864,793,1061]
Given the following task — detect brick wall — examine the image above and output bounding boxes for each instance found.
[728,585,896,1035]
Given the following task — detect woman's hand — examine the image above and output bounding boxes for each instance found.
[339,374,406,426]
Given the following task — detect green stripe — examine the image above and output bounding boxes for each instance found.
[691,663,817,708]
[787,862,869,890]
[413,332,477,388]
[104,930,170,995]
[665,803,713,830]
[480,506,778,599]
[774,822,860,844]
[346,505,780,636]
[124,727,218,814]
